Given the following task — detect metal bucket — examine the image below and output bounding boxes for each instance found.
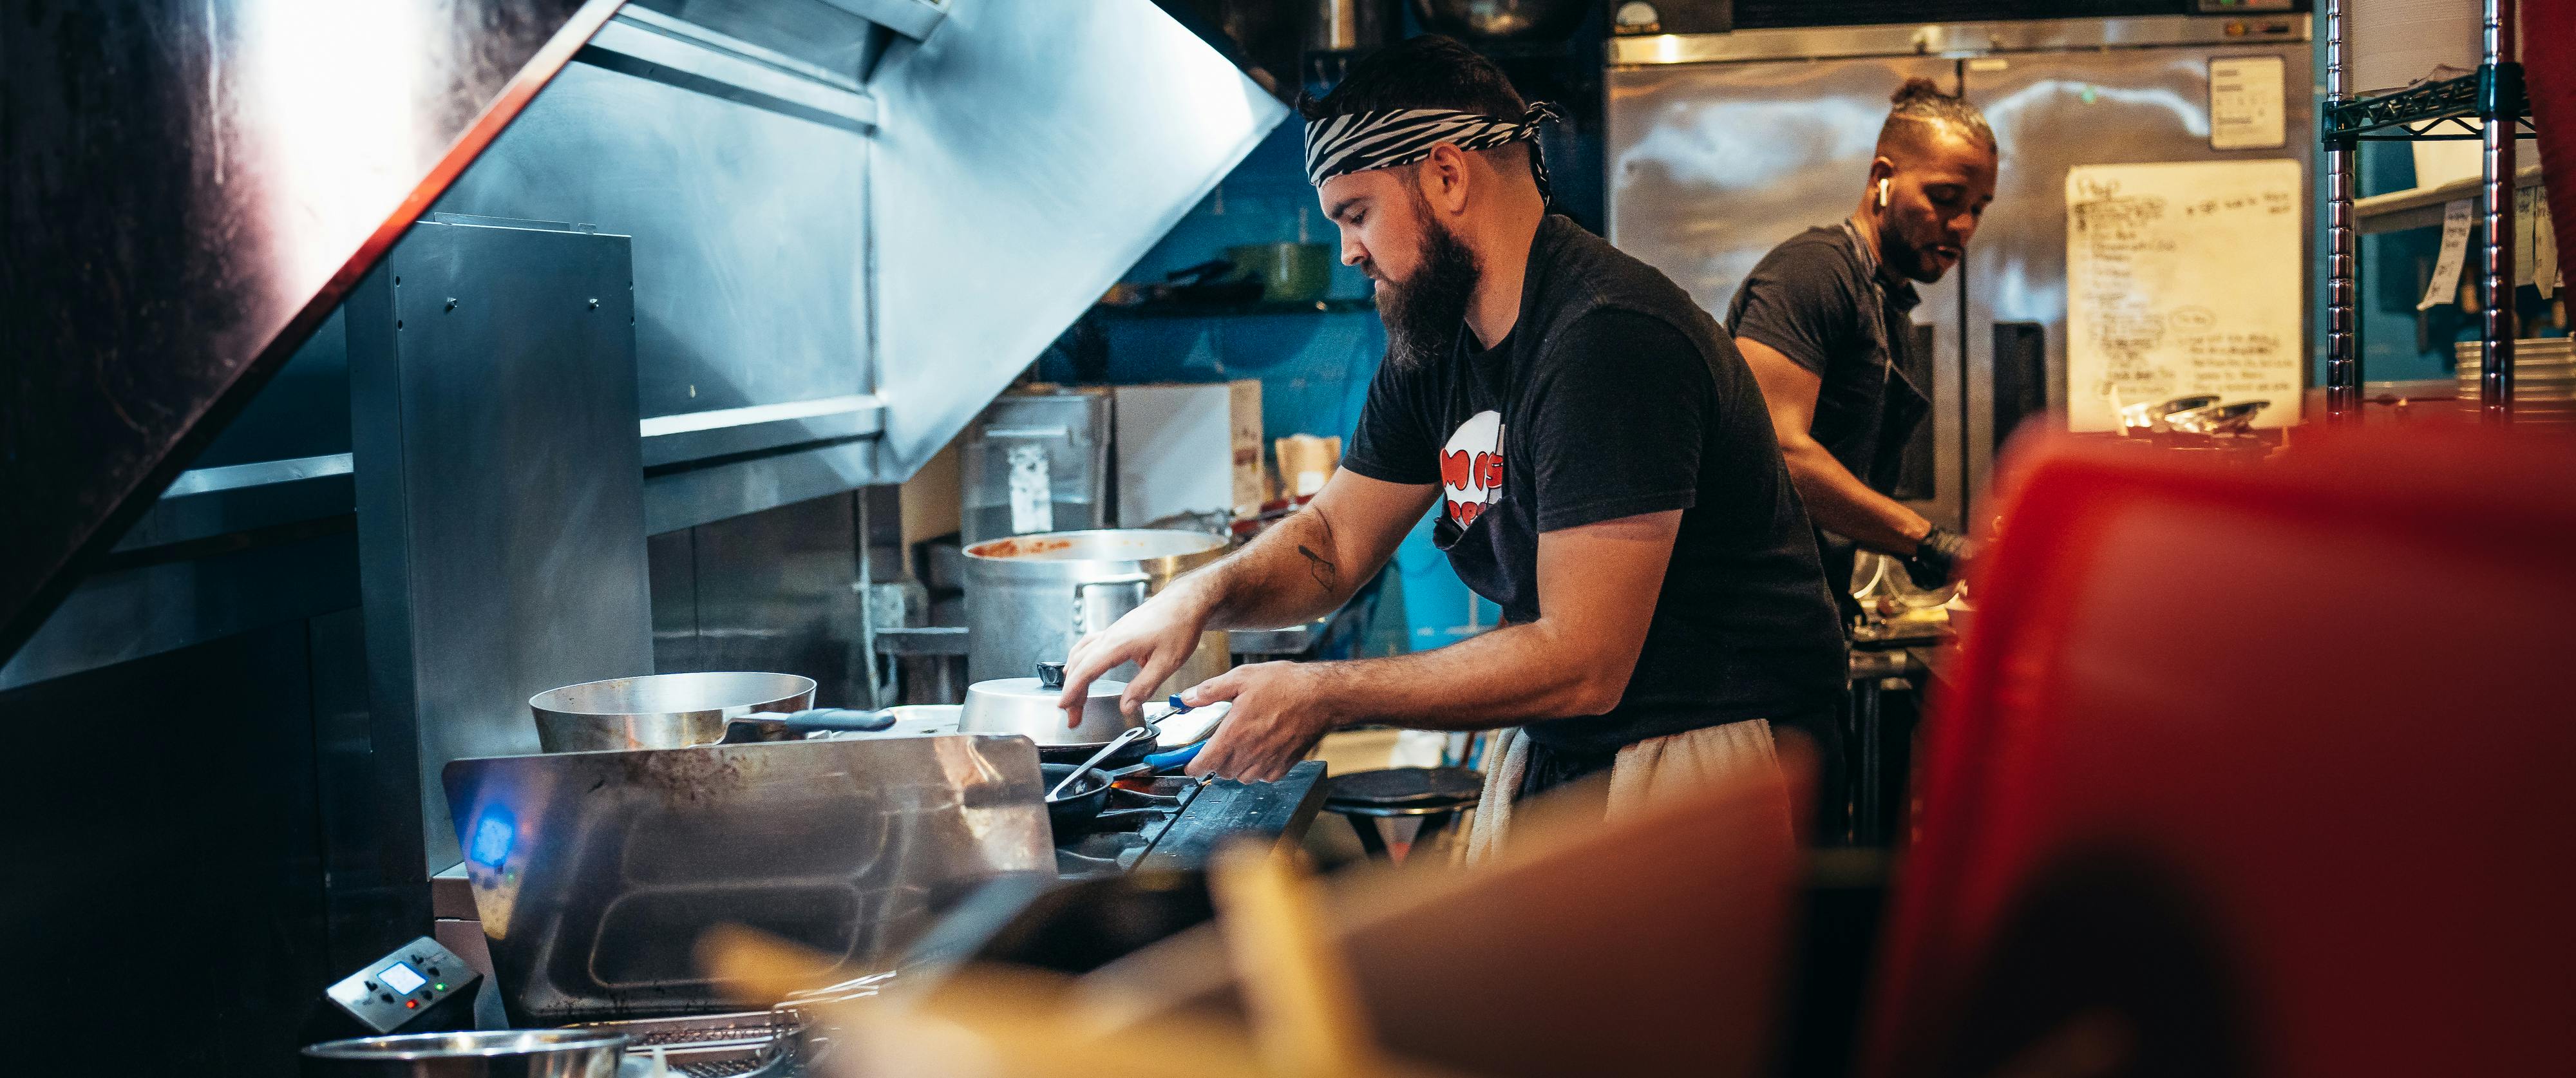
[961,529,1230,694]
[528,672,816,752]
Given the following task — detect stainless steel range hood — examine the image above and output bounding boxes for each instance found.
[864,0,1290,482]
[0,0,625,665]
[3,0,1287,668]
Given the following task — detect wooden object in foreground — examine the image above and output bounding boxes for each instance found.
[699,850,1475,1078]
[1078,761,1806,1078]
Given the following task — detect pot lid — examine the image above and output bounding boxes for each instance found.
[969,661,1124,702]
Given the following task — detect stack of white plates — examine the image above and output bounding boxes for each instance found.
[2456,339,2576,422]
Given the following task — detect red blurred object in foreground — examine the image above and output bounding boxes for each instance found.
[1866,427,2576,1078]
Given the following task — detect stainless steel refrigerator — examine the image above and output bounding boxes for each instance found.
[1607,13,2315,529]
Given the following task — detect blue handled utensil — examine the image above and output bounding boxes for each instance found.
[1142,694,1226,771]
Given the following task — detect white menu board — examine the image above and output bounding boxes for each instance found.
[2066,160,2305,431]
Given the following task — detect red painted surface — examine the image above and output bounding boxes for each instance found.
[1865,428,2576,1077]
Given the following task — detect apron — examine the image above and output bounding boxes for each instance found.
[1817,220,1935,605]
[1463,720,1796,863]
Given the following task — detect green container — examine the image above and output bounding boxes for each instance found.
[1227,242,1334,302]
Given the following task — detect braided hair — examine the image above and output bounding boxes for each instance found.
[1878,77,1996,155]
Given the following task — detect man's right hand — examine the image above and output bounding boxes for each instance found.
[1904,525,1975,588]
[1056,581,1217,721]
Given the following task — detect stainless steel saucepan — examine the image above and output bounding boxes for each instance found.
[529,672,895,752]
[959,661,1133,747]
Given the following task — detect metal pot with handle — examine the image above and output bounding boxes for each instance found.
[960,661,1132,746]
[961,529,1231,695]
[529,672,895,752]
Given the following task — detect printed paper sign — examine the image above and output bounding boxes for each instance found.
[2210,57,2286,150]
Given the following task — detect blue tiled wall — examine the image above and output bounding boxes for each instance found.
[1041,122,1502,652]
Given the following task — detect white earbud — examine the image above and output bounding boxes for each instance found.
[1878,177,1891,209]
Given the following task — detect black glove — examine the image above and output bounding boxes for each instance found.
[1905,525,1973,589]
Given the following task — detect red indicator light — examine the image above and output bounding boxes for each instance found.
[404,1001,417,1009]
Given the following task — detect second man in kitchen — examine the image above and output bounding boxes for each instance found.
[1729,78,1998,610]
[1056,36,1847,841]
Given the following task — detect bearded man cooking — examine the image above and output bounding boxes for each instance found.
[1055,37,1846,838]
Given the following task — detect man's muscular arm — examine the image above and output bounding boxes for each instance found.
[1057,469,1434,716]
[1738,335,1932,556]
[1180,509,1681,780]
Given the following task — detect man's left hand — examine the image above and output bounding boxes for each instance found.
[1175,661,1341,783]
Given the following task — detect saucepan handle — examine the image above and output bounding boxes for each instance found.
[720,708,898,743]
[1071,574,1153,636]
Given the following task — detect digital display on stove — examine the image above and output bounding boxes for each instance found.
[380,962,426,995]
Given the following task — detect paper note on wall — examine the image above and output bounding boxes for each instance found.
[2209,57,2286,150]
[2066,160,2305,431]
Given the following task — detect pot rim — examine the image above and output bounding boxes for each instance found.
[529,672,816,719]
[301,1030,629,1060]
[963,529,1227,580]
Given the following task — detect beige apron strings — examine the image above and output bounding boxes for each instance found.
[1462,727,1530,865]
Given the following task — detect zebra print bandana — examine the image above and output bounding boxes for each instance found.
[1303,102,1561,202]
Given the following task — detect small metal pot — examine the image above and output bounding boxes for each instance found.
[960,661,1132,747]
[529,672,815,752]
[300,1030,626,1077]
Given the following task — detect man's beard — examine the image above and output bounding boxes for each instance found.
[1882,217,1957,284]
[1377,209,1481,370]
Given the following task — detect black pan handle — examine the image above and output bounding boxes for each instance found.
[771,708,898,733]
[719,708,898,743]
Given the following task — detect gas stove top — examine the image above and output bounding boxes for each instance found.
[806,708,1330,878]
[1052,771,1202,878]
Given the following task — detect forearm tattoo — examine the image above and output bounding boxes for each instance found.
[1296,511,1340,595]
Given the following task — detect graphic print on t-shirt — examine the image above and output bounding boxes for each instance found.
[1437,410,1506,531]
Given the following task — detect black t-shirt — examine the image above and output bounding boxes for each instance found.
[1725,223,1929,493]
[1343,216,1847,754]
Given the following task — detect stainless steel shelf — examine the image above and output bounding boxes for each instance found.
[2320,71,2521,142]
[2356,164,2546,234]
[2322,0,2535,421]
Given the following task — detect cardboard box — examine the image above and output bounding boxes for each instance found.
[1114,381,1264,525]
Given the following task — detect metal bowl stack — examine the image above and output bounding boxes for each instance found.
[2456,339,2576,422]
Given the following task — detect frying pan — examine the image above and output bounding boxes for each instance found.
[1040,697,1231,833]
[1041,762,1175,834]
[529,672,902,752]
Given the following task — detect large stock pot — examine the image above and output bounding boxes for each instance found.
[961,529,1230,695]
